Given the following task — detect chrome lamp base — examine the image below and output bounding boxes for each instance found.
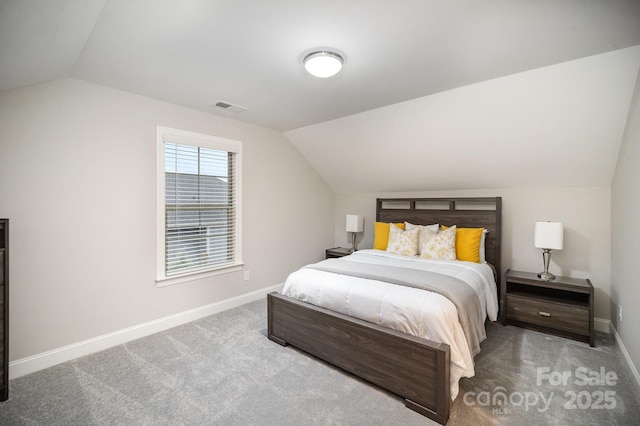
[538,271,556,281]
[350,232,357,253]
[538,249,555,281]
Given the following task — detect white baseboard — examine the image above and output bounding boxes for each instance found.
[610,322,640,392]
[9,283,284,379]
[594,317,610,334]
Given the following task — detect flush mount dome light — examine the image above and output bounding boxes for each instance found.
[303,51,344,78]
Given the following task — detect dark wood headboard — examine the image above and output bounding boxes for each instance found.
[376,197,502,282]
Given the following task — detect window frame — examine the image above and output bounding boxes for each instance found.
[156,126,243,286]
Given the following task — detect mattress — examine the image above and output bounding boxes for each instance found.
[281,249,499,399]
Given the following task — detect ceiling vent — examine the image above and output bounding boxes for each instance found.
[211,100,247,113]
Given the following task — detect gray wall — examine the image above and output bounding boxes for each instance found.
[0,78,334,362]
[611,68,640,379]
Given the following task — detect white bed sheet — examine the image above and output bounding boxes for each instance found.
[281,249,499,400]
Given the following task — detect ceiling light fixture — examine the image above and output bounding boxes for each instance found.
[303,51,344,78]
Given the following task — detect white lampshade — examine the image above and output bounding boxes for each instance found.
[346,214,364,233]
[534,221,564,250]
[303,51,343,78]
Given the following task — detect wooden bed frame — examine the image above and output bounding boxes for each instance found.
[267,197,502,425]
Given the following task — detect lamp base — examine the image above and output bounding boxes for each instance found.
[538,271,556,281]
[538,248,556,281]
[350,232,357,253]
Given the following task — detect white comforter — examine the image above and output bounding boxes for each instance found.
[281,249,499,399]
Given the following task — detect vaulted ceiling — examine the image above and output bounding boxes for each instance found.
[2,0,640,193]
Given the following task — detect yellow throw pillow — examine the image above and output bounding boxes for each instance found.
[373,222,405,250]
[452,227,485,263]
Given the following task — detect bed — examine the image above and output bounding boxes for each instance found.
[267,197,502,424]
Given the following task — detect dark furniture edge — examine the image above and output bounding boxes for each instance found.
[267,292,451,424]
[0,219,8,402]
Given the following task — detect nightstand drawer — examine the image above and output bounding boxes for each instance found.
[507,294,589,335]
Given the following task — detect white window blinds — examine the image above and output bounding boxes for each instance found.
[158,127,242,281]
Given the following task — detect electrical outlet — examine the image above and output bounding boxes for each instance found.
[244,270,250,281]
[618,305,623,322]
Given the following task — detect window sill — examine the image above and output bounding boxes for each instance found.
[156,263,244,287]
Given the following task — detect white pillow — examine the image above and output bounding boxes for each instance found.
[386,223,420,256]
[480,229,488,263]
[420,225,457,260]
[404,222,439,255]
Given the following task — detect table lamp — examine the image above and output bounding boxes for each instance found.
[346,214,364,253]
[534,221,564,281]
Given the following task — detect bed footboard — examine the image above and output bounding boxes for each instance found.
[267,292,451,424]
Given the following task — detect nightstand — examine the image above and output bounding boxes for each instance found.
[502,269,594,347]
[325,247,352,259]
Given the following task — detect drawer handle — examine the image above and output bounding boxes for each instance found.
[539,311,551,317]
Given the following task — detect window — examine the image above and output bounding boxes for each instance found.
[157,127,242,285]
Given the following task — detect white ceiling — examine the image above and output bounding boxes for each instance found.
[2,0,640,132]
[286,46,640,193]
